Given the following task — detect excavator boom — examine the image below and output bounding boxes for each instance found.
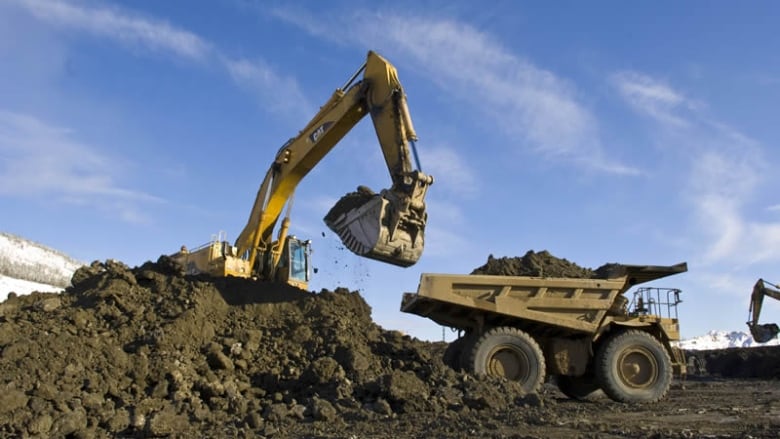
[172,50,433,288]
[235,50,433,271]
[747,278,780,343]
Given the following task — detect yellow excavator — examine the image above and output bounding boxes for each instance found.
[747,278,780,343]
[172,51,433,289]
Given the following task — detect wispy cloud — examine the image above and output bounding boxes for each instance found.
[224,57,312,118]
[270,8,639,176]
[10,0,307,118]
[420,147,478,198]
[0,110,162,223]
[611,71,698,127]
[11,0,211,60]
[685,129,780,266]
[613,71,780,268]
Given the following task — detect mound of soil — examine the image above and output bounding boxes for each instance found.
[0,257,537,438]
[471,250,620,278]
[1,251,778,438]
[685,345,780,379]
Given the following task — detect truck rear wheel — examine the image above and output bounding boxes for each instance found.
[595,330,672,403]
[556,374,601,400]
[467,327,545,394]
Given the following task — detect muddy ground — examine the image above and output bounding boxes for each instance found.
[0,251,778,438]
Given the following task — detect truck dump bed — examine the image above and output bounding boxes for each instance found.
[401,263,687,336]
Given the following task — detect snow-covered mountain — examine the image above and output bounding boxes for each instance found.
[678,329,780,350]
[0,232,84,301]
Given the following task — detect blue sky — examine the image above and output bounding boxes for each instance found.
[2,0,780,341]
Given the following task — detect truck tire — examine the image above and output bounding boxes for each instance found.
[595,330,672,403]
[467,327,545,394]
[556,374,601,400]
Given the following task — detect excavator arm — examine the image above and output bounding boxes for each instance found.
[747,278,780,343]
[233,50,433,279]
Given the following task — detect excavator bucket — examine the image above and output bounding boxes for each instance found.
[324,189,425,267]
[747,279,780,343]
[748,323,780,344]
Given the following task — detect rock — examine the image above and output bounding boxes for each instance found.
[372,398,393,416]
[0,388,28,413]
[207,351,235,371]
[146,408,190,437]
[36,296,62,312]
[310,397,338,422]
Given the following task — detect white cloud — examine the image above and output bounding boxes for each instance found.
[693,192,744,263]
[422,221,471,258]
[686,137,780,266]
[420,147,478,197]
[615,72,780,268]
[9,0,310,121]
[11,0,211,60]
[0,110,162,223]
[611,71,695,127]
[270,9,639,176]
[224,57,312,118]
[609,70,777,265]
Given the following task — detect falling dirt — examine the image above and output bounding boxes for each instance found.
[0,252,778,438]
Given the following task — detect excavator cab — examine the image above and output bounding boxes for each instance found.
[274,236,312,289]
[747,278,780,343]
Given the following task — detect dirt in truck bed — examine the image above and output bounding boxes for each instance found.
[471,250,621,279]
[0,251,778,438]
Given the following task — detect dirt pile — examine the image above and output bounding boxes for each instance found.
[2,251,779,438]
[685,345,780,379]
[471,250,620,278]
[0,257,539,438]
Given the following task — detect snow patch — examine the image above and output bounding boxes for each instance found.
[0,274,64,301]
[678,329,780,350]
[0,232,83,299]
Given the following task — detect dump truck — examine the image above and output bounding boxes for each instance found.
[401,262,688,403]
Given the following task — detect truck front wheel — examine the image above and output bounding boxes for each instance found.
[595,330,672,403]
[467,327,545,394]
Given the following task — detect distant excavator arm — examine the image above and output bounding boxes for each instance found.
[234,50,433,277]
[747,278,780,343]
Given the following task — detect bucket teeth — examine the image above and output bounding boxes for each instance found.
[337,227,368,255]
